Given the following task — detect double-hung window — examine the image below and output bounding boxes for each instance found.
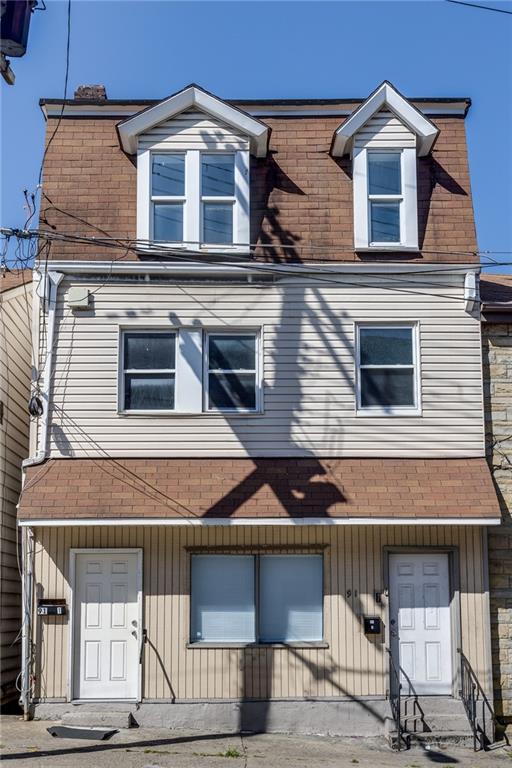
[367,152,402,244]
[190,554,324,644]
[206,332,259,412]
[201,154,236,244]
[122,331,176,411]
[120,328,260,414]
[353,146,418,250]
[151,154,186,243]
[356,324,420,415]
[141,149,249,250]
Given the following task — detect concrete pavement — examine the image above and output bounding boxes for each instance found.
[1,715,511,767]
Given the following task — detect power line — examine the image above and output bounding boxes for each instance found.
[446,0,512,14]
[37,0,72,187]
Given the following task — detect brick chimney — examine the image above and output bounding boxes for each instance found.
[74,84,107,101]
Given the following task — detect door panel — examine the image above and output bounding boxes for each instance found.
[73,552,140,700]
[389,553,452,695]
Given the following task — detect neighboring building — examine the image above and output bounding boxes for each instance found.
[16,81,502,743]
[0,269,32,704]
[481,275,512,733]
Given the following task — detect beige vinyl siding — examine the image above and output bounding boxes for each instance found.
[31,524,490,702]
[354,110,416,149]
[0,286,32,697]
[138,109,250,151]
[46,273,484,458]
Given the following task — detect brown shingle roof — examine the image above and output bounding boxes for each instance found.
[0,269,32,294]
[18,457,500,521]
[480,275,512,304]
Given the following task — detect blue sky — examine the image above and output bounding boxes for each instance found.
[1,0,511,270]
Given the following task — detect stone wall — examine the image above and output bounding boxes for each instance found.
[482,322,512,727]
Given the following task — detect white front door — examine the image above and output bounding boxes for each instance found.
[73,551,141,700]
[389,553,452,695]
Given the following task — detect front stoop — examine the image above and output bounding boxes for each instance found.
[385,696,474,749]
[61,706,135,729]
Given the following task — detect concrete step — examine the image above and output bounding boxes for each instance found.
[387,730,475,750]
[402,712,470,733]
[61,709,134,729]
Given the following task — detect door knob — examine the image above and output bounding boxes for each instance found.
[131,630,137,638]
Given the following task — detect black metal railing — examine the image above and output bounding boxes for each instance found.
[458,648,509,752]
[386,648,408,750]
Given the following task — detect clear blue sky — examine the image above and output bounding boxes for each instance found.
[1,0,511,270]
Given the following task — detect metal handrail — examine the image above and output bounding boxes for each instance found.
[458,648,509,752]
[386,648,406,751]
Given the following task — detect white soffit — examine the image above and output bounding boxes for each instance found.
[117,84,270,157]
[331,81,440,158]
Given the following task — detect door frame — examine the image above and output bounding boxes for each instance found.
[383,546,461,698]
[68,548,143,703]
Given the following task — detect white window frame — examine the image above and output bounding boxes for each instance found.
[189,552,325,647]
[120,329,177,414]
[137,148,250,252]
[355,322,421,417]
[150,152,187,245]
[204,329,262,414]
[118,326,262,416]
[353,147,418,251]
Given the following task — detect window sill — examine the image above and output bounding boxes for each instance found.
[118,410,264,417]
[356,408,422,418]
[355,245,420,253]
[186,641,329,649]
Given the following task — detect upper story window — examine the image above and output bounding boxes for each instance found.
[139,148,249,251]
[356,324,420,416]
[120,328,260,415]
[122,331,176,411]
[206,332,259,412]
[151,154,185,242]
[367,152,402,244]
[353,147,418,251]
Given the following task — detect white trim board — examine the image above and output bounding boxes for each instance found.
[19,517,501,527]
[35,260,480,276]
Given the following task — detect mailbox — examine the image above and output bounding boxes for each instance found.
[37,599,67,616]
[363,616,381,635]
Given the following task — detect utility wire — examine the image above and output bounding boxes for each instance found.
[446,0,512,14]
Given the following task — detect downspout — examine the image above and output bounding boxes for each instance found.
[20,525,34,719]
[19,271,62,716]
[23,270,64,468]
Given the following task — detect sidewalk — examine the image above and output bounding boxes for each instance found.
[1,715,510,768]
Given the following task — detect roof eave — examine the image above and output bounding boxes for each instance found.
[330,80,440,158]
[117,85,270,157]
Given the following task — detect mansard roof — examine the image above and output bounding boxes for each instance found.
[117,83,270,157]
[331,80,440,158]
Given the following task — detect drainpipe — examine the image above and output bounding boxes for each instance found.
[20,525,34,719]
[23,270,64,469]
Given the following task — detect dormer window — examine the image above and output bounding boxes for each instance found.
[367,151,403,245]
[330,81,439,253]
[121,84,269,252]
[353,143,418,251]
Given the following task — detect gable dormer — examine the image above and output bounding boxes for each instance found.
[331,81,439,252]
[117,85,270,252]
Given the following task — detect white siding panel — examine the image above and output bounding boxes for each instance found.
[138,109,250,151]
[46,274,484,458]
[354,110,416,149]
[0,288,32,697]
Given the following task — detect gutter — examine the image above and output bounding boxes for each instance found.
[23,270,64,468]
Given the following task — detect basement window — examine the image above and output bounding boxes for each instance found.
[356,324,420,416]
[190,554,324,644]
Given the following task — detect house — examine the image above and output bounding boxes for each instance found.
[16,81,503,743]
[0,268,32,704]
[481,275,512,735]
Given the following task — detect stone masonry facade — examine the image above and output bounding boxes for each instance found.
[483,319,512,728]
